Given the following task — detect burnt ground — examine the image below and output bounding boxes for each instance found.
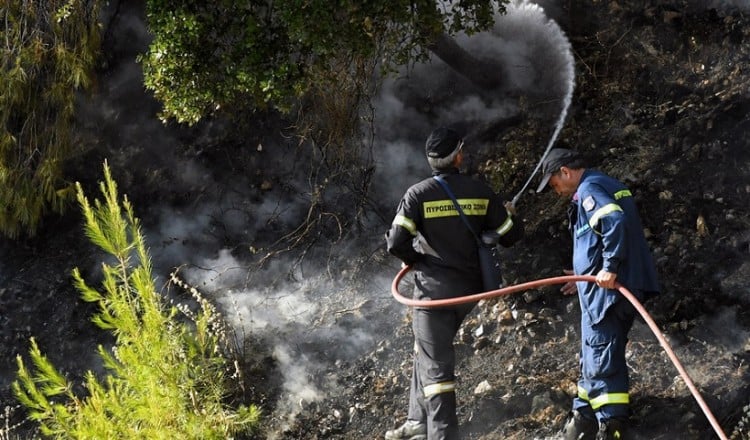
[280,2,750,439]
[1,1,750,439]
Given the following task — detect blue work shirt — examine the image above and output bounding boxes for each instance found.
[570,170,660,324]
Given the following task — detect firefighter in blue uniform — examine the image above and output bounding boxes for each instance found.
[536,148,660,440]
[384,127,522,440]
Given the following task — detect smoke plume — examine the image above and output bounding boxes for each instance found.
[74,0,579,434]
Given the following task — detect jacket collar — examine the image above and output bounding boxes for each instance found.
[431,167,460,176]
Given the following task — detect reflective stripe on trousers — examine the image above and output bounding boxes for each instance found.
[577,385,630,410]
[573,298,636,422]
[408,304,475,439]
[424,381,456,398]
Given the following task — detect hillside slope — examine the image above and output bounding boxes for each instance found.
[283,2,750,439]
[0,1,748,440]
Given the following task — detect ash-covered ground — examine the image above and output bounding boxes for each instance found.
[1,1,749,439]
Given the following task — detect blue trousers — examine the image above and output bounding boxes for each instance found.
[573,297,637,422]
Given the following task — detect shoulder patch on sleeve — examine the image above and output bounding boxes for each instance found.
[582,195,596,212]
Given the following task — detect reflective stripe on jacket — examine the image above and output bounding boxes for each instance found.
[570,169,660,324]
[386,168,522,300]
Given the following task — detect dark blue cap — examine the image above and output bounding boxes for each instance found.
[425,127,462,159]
[536,148,582,192]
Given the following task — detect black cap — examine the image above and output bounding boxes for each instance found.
[536,148,582,192]
[425,127,463,159]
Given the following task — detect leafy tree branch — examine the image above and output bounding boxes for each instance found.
[140,0,508,125]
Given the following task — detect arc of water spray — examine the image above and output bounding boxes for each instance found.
[510,3,576,207]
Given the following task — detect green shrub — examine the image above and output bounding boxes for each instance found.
[13,162,260,439]
[0,0,101,238]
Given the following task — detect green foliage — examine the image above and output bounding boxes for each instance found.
[0,0,101,238]
[13,162,260,439]
[141,0,507,124]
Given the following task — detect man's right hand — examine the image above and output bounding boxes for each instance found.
[560,269,577,296]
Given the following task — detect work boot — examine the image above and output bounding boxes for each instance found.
[595,418,629,440]
[562,410,597,440]
[384,419,427,440]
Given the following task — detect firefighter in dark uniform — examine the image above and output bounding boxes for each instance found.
[536,148,660,440]
[384,127,522,440]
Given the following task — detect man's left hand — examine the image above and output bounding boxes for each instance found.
[595,270,617,289]
[560,269,577,296]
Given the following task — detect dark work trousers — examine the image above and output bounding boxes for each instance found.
[573,295,638,423]
[407,303,476,440]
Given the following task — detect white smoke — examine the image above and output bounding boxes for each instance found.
[694,306,750,353]
[371,0,576,207]
[172,247,392,436]
[79,0,578,434]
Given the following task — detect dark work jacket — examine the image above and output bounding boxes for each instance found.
[569,169,660,324]
[386,168,522,301]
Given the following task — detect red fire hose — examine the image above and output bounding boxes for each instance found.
[391,266,729,440]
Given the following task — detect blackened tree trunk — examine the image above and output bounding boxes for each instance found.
[427,33,507,91]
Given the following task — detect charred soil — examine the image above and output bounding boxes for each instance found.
[283,2,750,439]
[1,1,749,440]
